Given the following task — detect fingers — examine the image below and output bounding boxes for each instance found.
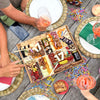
[3,68,21,77]
[10,67,21,72]
[7,62,24,76]
[10,67,22,77]
[15,64,24,68]
[1,63,23,77]
[36,21,47,31]
[10,61,24,70]
[11,60,20,64]
[38,27,47,31]
[9,64,24,74]
[11,61,24,67]
[10,71,21,77]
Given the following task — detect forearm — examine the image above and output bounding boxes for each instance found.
[81,90,98,100]
[0,23,8,56]
[86,92,98,100]
[1,4,37,27]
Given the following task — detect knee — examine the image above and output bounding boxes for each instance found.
[10,0,22,8]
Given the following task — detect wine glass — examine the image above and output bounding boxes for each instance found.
[87,20,100,45]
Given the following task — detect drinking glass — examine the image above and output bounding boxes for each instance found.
[38,7,52,28]
[74,75,96,90]
[87,20,100,45]
[93,22,100,38]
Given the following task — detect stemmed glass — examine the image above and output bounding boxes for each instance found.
[87,20,100,45]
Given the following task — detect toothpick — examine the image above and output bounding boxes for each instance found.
[69,48,76,51]
[49,63,58,76]
[15,59,23,64]
[13,48,29,53]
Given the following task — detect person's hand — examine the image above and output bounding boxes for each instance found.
[20,0,29,11]
[36,21,47,31]
[36,19,47,31]
[31,18,47,31]
[0,61,24,77]
[81,90,98,100]
[81,90,90,97]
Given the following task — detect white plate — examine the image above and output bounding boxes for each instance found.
[26,95,50,100]
[80,37,100,54]
[29,0,63,24]
[79,21,100,54]
[0,77,15,91]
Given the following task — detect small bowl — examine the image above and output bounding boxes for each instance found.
[54,80,69,95]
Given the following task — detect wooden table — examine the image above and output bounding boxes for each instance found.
[0,0,100,100]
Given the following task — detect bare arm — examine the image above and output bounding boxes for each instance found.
[1,4,46,31]
[81,90,98,100]
[0,61,24,77]
[0,23,9,60]
[1,4,37,26]
[0,24,24,77]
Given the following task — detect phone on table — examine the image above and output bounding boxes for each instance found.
[9,22,29,41]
